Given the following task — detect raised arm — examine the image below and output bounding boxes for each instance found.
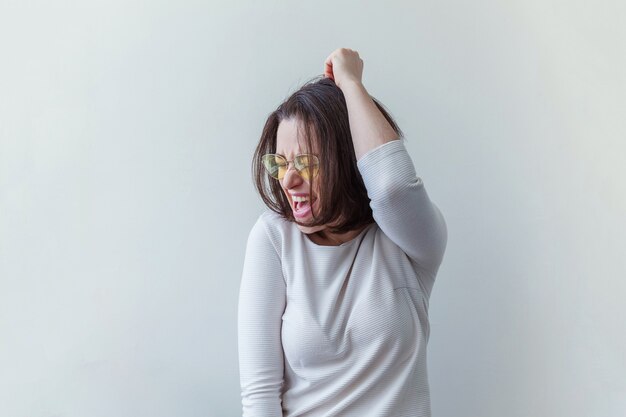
[357,139,448,273]
[323,48,398,160]
[324,48,447,275]
[238,215,286,416]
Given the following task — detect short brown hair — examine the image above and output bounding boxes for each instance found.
[252,75,404,234]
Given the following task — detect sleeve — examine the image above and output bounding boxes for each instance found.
[357,139,448,274]
[237,215,286,417]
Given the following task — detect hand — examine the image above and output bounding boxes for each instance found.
[323,48,364,90]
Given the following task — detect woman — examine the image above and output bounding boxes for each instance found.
[238,48,448,417]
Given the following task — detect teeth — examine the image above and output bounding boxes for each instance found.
[292,195,309,202]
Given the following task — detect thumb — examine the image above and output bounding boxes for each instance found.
[323,55,334,80]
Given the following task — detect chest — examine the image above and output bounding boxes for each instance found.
[279,245,426,374]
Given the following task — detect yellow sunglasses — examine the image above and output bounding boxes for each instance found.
[261,154,320,181]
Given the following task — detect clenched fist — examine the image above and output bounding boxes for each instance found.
[323,48,364,90]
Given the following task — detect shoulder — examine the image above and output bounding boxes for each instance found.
[256,209,291,236]
[247,209,293,254]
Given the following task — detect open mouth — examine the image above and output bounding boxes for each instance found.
[292,195,316,216]
[294,200,309,211]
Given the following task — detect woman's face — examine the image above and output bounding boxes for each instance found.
[275,118,326,235]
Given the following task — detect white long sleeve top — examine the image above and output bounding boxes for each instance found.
[238,139,448,416]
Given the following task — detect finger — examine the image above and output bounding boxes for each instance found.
[324,55,334,79]
[324,64,333,79]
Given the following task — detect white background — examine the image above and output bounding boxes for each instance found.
[1,1,625,416]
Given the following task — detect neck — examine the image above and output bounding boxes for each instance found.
[313,225,367,246]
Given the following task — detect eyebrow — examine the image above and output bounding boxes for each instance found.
[274,152,312,158]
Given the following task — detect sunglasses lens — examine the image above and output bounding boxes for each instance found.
[262,154,286,179]
[295,155,319,180]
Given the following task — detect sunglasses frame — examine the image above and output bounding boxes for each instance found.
[261,153,320,180]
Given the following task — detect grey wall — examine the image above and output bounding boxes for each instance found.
[1,1,625,416]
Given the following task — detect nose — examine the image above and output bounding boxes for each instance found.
[281,161,305,188]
